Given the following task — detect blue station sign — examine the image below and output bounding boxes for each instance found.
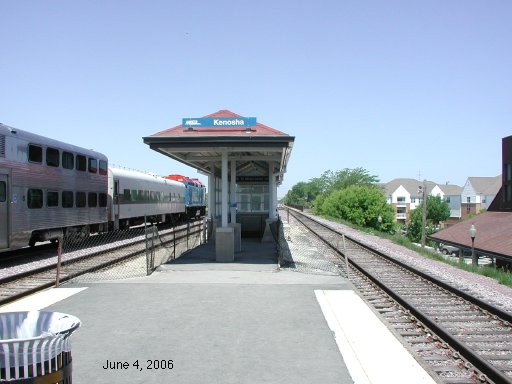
[182,117,257,128]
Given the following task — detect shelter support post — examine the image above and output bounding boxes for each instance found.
[230,160,241,252]
[208,162,215,220]
[216,150,235,261]
[262,162,278,242]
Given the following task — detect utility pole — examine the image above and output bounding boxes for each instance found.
[420,179,427,248]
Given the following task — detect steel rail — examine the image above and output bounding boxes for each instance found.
[0,219,204,307]
[289,209,512,384]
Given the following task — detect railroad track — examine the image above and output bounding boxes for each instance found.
[287,209,512,384]
[0,220,204,307]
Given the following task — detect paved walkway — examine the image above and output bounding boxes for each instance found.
[1,235,437,384]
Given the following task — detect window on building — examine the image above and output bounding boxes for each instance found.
[467,196,471,203]
[505,185,512,202]
[47,191,59,207]
[46,147,60,167]
[62,151,74,169]
[27,189,43,208]
[505,163,512,182]
[28,144,43,163]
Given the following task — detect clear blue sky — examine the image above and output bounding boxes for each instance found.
[1,1,510,197]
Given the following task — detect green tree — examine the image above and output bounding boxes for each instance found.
[283,182,310,206]
[316,185,395,232]
[427,195,450,225]
[406,205,439,243]
[330,167,380,191]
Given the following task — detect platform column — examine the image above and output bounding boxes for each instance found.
[216,150,235,261]
[208,162,215,220]
[262,162,277,242]
[269,162,277,220]
[221,150,228,227]
[230,160,237,224]
[272,172,278,218]
[230,160,241,252]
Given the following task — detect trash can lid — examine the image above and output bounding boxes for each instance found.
[0,311,81,342]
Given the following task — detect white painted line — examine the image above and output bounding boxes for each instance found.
[0,287,88,313]
[315,290,436,384]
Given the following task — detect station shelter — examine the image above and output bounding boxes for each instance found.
[143,110,294,262]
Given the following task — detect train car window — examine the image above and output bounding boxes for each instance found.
[88,192,98,207]
[99,160,108,175]
[76,192,86,208]
[47,191,59,207]
[46,147,60,167]
[76,155,87,171]
[130,189,137,202]
[62,151,74,169]
[138,190,144,201]
[88,158,98,173]
[0,181,6,202]
[28,144,43,163]
[27,189,43,209]
[123,189,130,203]
[99,193,107,207]
[62,191,74,208]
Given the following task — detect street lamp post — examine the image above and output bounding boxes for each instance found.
[469,224,477,267]
[419,180,427,248]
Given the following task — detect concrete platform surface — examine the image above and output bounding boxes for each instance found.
[0,238,437,384]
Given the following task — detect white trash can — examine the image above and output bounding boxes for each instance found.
[0,311,80,383]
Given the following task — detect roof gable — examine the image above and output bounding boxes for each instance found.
[468,176,501,195]
[150,109,290,138]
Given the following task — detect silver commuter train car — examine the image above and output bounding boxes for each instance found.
[108,166,185,229]
[0,123,109,251]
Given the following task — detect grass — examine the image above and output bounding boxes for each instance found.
[314,212,512,289]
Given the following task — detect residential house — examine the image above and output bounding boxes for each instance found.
[384,179,463,225]
[430,135,511,265]
[460,176,501,218]
[384,179,437,224]
[437,184,463,226]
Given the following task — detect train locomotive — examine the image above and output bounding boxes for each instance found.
[164,174,206,219]
[0,123,206,252]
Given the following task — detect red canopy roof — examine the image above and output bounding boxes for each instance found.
[150,109,289,138]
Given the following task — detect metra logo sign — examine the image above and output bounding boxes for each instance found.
[183,119,202,126]
[182,117,257,127]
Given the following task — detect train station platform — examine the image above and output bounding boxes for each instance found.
[0,229,437,384]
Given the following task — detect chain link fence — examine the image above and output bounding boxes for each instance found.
[55,218,207,284]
